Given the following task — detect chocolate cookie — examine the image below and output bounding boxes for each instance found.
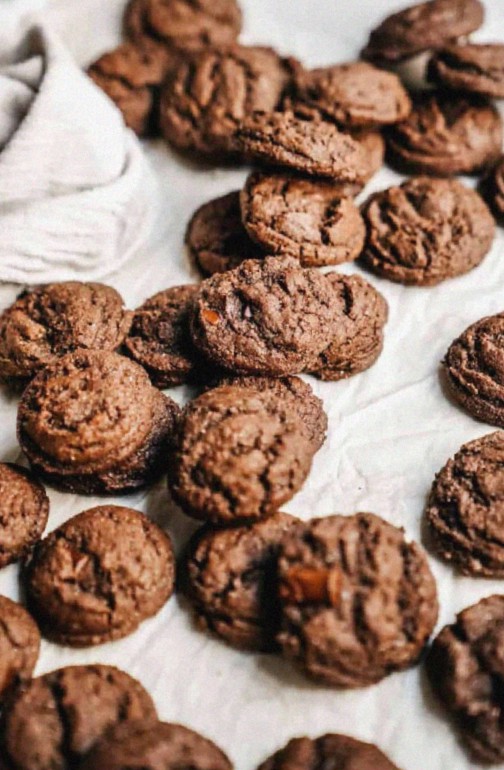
[0,596,40,698]
[294,62,411,128]
[124,284,199,387]
[87,42,174,135]
[427,432,504,577]
[184,512,297,650]
[125,0,242,53]
[168,385,314,524]
[0,282,131,385]
[0,463,49,568]
[427,595,504,763]
[310,273,388,381]
[17,349,179,494]
[362,0,485,64]
[80,720,232,770]
[235,112,370,183]
[0,664,157,770]
[428,43,504,99]
[353,128,385,182]
[240,172,365,267]
[190,256,341,376]
[444,314,504,427]
[257,734,401,770]
[277,513,438,688]
[482,154,504,219]
[23,505,175,646]
[186,191,262,276]
[160,46,295,156]
[387,92,503,176]
[361,177,495,286]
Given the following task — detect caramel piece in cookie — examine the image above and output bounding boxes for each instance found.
[168,385,314,524]
[0,463,49,568]
[0,282,131,385]
[186,192,262,276]
[362,0,484,64]
[80,720,233,770]
[387,92,503,177]
[361,177,495,286]
[23,505,175,646]
[444,314,504,427]
[0,597,40,698]
[17,350,179,494]
[0,664,157,770]
[427,432,504,577]
[184,512,297,651]
[428,595,504,763]
[257,734,401,770]
[277,513,438,687]
[240,172,365,267]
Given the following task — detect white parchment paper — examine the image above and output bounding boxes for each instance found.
[0,1,503,768]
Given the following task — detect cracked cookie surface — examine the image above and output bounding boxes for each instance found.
[257,733,401,770]
[0,463,49,568]
[0,596,40,699]
[428,43,504,99]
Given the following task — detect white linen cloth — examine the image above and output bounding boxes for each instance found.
[0,25,155,284]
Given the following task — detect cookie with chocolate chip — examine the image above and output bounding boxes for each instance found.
[257,734,401,770]
[428,43,504,99]
[0,463,49,568]
[0,597,40,699]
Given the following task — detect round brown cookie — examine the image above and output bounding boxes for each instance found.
[428,43,504,99]
[240,172,365,267]
[277,513,438,688]
[257,734,401,770]
[0,664,157,770]
[87,42,175,135]
[444,314,504,427]
[294,62,411,128]
[190,256,341,376]
[160,46,296,156]
[427,432,504,577]
[17,349,179,494]
[386,91,503,177]
[124,284,199,388]
[0,282,132,385]
[186,191,262,276]
[482,154,504,219]
[0,597,40,698]
[361,177,495,286]
[80,720,232,770]
[235,112,370,183]
[310,273,388,381]
[184,512,297,651]
[213,375,327,451]
[168,385,314,524]
[125,0,242,53]
[23,505,175,646]
[0,463,49,568]
[362,0,485,64]
[427,595,504,764]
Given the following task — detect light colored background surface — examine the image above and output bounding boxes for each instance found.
[0,1,504,767]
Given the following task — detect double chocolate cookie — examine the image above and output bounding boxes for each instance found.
[483,154,504,219]
[427,432,504,577]
[191,256,340,376]
[124,284,199,387]
[427,595,504,763]
[0,282,131,385]
[80,720,233,770]
[0,664,157,770]
[277,513,438,687]
[184,512,297,651]
[362,0,485,64]
[0,596,40,698]
[444,314,504,426]
[361,177,495,286]
[0,463,49,568]
[23,505,175,646]
[186,191,261,276]
[168,385,314,524]
[257,734,401,770]
[240,172,365,267]
[17,349,179,494]
[429,43,504,99]
[387,92,503,176]
[310,273,388,381]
